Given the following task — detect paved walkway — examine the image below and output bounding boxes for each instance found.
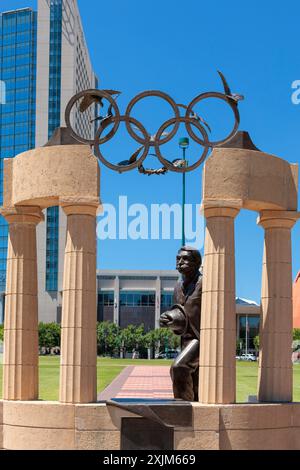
[98,366,174,401]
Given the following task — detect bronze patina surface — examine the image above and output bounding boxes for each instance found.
[65,71,243,174]
[160,247,202,401]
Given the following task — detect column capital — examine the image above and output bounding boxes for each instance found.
[61,201,100,217]
[257,210,300,229]
[201,199,241,219]
[0,206,44,225]
[202,206,240,219]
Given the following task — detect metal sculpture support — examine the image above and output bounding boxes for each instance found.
[65,71,243,175]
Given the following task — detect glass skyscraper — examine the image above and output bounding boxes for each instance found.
[0,0,98,324]
[46,0,63,293]
[0,9,37,296]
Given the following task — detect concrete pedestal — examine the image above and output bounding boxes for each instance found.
[1,400,300,450]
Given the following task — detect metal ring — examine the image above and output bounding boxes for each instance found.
[94,115,150,173]
[154,116,210,173]
[65,89,120,145]
[185,92,240,147]
[125,90,180,145]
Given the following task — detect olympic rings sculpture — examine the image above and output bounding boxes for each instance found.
[65,71,244,174]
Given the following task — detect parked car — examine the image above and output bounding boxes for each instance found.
[155,352,167,359]
[155,350,179,359]
[239,353,257,361]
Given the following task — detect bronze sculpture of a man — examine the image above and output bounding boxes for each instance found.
[160,246,202,401]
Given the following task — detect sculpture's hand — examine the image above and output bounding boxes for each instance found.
[159,312,172,328]
[159,308,186,333]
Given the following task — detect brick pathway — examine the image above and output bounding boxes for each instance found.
[98,366,174,401]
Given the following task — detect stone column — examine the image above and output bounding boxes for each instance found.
[2,206,43,400]
[199,206,240,404]
[59,203,98,404]
[257,210,299,402]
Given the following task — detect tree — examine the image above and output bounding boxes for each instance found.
[38,323,61,353]
[96,321,120,357]
[119,324,146,357]
[293,340,300,352]
[253,335,259,353]
[95,321,181,359]
[150,328,180,354]
[0,324,3,342]
[143,330,156,349]
[293,329,300,341]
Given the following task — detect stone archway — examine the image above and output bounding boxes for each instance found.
[1,137,101,403]
[200,140,299,403]
[1,131,300,450]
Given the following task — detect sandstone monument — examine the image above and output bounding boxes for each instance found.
[1,80,300,449]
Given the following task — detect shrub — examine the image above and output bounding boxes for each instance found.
[96,322,180,358]
[293,329,300,341]
[253,335,259,352]
[97,321,121,357]
[39,322,61,353]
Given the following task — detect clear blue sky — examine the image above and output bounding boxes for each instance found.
[2,0,300,303]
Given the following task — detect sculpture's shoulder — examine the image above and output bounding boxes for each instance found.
[189,274,202,302]
[174,279,182,292]
[195,274,202,292]
[173,280,183,303]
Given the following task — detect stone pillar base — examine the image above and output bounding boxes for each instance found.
[1,400,300,450]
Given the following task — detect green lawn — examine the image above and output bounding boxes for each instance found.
[236,362,300,402]
[0,357,300,402]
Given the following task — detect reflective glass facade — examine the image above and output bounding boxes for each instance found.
[48,0,62,139]
[0,9,37,291]
[238,315,260,351]
[161,292,173,309]
[98,292,114,306]
[120,291,156,307]
[46,206,59,291]
[46,0,62,292]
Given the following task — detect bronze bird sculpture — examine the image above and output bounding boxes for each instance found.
[117,130,170,167]
[118,146,144,167]
[178,103,211,133]
[79,89,121,113]
[218,70,244,103]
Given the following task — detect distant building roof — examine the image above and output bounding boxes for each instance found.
[236,297,259,306]
[97,269,179,278]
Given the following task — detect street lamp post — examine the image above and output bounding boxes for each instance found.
[179,137,189,247]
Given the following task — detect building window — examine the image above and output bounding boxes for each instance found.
[161,293,174,309]
[98,292,114,306]
[45,206,59,291]
[238,315,260,352]
[120,291,155,307]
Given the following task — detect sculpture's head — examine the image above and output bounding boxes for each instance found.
[176,246,202,277]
